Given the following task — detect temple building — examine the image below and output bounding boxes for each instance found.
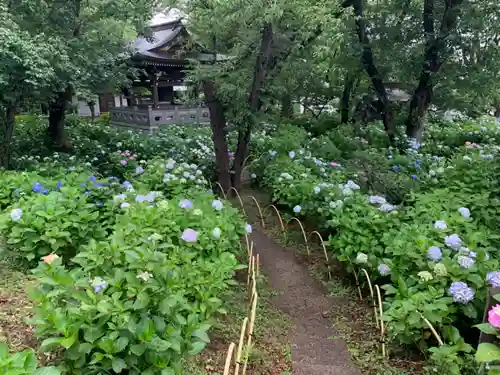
[105,11,221,133]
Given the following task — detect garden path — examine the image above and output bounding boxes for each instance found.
[248,229,361,375]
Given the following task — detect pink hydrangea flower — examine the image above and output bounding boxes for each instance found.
[488,305,500,328]
[330,162,340,167]
[120,160,127,166]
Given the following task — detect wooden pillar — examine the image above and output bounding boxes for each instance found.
[152,73,159,109]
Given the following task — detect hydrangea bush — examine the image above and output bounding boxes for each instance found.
[249,118,500,368]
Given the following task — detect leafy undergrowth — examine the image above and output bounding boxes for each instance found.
[183,281,291,375]
[0,258,290,375]
[239,188,424,375]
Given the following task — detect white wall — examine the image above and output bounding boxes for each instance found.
[75,99,101,117]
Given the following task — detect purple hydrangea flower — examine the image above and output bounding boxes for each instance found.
[378,264,391,276]
[457,255,475,269]
[245,224,252,234]
[445,234,462,250]
[448,281,474,303]
[427,246,442,261]
[293,205,302,213]
[212,200,224,211]
[179,199,193,209]
[181,228,198,243]
[120,160,127,166]
[487,272,500,288]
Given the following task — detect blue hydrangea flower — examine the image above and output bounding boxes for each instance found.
[378,264,391,276]
[32,182,44,193]
[391,165,400,171]
[434,220,447,230]
[245,224,252,234]
[120,202,130,209]
[56,181,63,189]
[445,234,462,250]
[457,255,475,269]
[427,246,442,261]
[181,228,198,243]
[448,281,474,303]
[313,186,321,194]
[269,150,277,158]
[212,200,224,211]
[136,195,146,203]
[179,199,193,209]
[135,166,145,175]
[212,227,221,239]
[458,207,471,218]
[293,205,301,213]
[487,272,500,288]
[122,181,134,191]
[10,208,22,222]
[411,175,418,180]
[368,196,386,205]
[91,277,107,293]
[89,176,97,182]
[289,151,295,159]
[379,203,395,213]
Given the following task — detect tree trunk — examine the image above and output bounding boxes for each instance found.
[347,0,395,139]
[340,73,355,123]
[48,86,72,151]
[232,23,274,189]
[88,101,96,122]
[280,93,293,119]
[405,0,463,140]
[0,104,16,168]
[202,80,231,194]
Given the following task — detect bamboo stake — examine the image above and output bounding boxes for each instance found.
[267,205,285,231]
[360,268,378,328]
[248,196,265,229]
[288,217,309,255]
[229,187,247,216]
[234,318,249,375]
[215,182,227,199]
[309,231,332,280]
[247,248,253,286]
[419,312,444,346]
[374,285,386,358]
[223,342,236,375]
[242,292,258,375]
[255,254,260,277]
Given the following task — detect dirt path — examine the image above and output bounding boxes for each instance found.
[248,229,361,375]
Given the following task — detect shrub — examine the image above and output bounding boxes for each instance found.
[29,193,247,375]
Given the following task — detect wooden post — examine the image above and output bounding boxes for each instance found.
[152,73,159,109]
[479,287,500,344]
